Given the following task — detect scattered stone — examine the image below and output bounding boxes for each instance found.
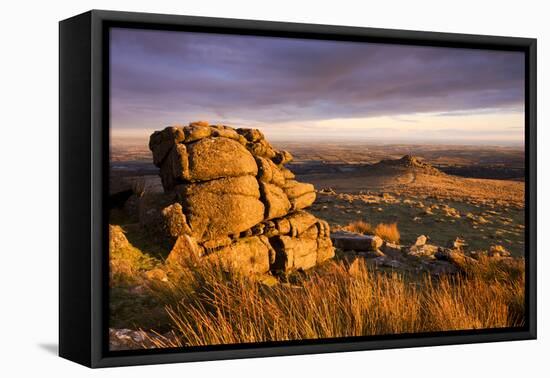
[489,245,512,257]
[449,237,468,250]
[435,248,476,270]
[166,234,203,265]
[415,235,428,246]
[330,230,384,252]
[109,328,175,351]
[442,205,461,218]
[407,243,439,258]
[144,268,168,282]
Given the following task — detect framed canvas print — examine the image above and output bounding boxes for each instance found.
[59,10,537,368]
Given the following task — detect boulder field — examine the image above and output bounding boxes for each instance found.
[146,121,334,275]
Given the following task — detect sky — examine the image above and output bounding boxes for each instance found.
[110,27,525,145]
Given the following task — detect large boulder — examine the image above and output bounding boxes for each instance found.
[268,213,334,272]
[210,236,273,275]
[271,235,318,271]
[186,137,258,181]
[159,137,258,191]
[147,122,334,275]
[331,230,384,252]
[270,233,334,272]
[256,157,286,187]
[283,180,316,210]
[166,234,203,266]
[260,182,291,220]
[286,211,320,236]
[161,203,192,239]
[175,175,265,241]
[159,144,189,191]
[149,126,185,166]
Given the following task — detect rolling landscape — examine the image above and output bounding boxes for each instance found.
[111,138,525,255]
[107,28,526,351]
[108,129,525,350]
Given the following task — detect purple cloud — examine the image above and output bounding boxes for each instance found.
[110,28,525,128]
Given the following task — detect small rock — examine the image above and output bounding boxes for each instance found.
[407,244,438,258]
[488,245,511,257]
[435,248,476,270]
[448,237,467,250]
[415,235,428,246]
[144,268,168,282]
[331,231,383,252]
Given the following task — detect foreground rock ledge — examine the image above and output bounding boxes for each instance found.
[147,122,334,274]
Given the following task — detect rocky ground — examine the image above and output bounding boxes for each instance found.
[109,220,524,350]
[309,189,525,257]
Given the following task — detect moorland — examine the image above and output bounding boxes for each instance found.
[108,131,525,350]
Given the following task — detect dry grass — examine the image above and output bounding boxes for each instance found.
[374,222,400,243]
[342,220,401,243]
[343,220,400,243]
[140,255,524,348]
[343,220,373,234]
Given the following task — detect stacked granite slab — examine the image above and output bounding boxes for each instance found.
[148,121,334,275]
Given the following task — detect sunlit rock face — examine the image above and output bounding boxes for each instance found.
[147,121,334,274]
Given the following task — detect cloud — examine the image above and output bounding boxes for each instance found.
[110,28,525,131]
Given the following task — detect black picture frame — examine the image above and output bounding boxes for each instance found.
[59,9,537,368]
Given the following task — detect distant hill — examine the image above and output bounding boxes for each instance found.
[294,154,523,206]
[370,155,443,176]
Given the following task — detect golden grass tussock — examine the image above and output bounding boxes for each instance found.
[139,255,524,348]
[343,220,373,234]
[342,221,400,243]
[374,222,400,243]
